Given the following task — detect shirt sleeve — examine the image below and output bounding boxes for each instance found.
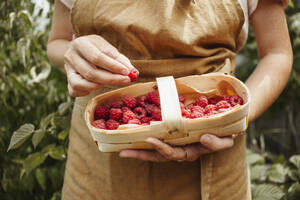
[60,0,74,10]
[248,0,289,16]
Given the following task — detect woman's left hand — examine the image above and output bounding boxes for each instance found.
[119,134,234,162]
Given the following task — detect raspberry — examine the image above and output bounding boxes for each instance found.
[195,96,208,108]
[137,95,147,107]
[91,119,106,129]
[145,104,162,121]
[122,110,136,124]
[216,100,231,110]
[110,102,122,109]
[133,107,147,119]
[205,104,217,114]
[185,103,194,111]
[206,110,219,117]
[192,105,205,113]
[121,106,131,113]
[190,111,204,119]
[109,108,122,121]
[122,97,137,109]
[217,108,228,114]
[94,106,109,120]
[179,95,186,103]
[141,117,152,124]
[221,95,231,103]
[180,103,191,118]
[230,95,244,106]
[128,119,141,125]
[128,68,139,82]
[146,91,160,106]
[208,98,218,105]
[106,119,120,130]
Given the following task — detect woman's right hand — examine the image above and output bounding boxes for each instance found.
[64,34,138,97]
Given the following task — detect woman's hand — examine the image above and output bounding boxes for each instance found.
[119,134,234,162]
[64,35,137,97]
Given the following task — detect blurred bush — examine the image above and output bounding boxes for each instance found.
[0,0,299,199]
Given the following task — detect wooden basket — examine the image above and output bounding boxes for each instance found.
[84,73,250,152]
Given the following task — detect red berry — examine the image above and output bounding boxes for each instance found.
[180,103,191,118]
[190,111,204,119]
[141,117,152,124]
[109,108,122,121]
[206,110,219,117]
[179,95,186,103]
[137,95,147,107]
[110,102,122,109]
[91,119,106,129]
[133,107,147,119]
[128,68,139,82]
[205,104,217,114]
[185,103,194,111]
[145,104,162,121]
[221,95,231,103]
[122,97,137,109]
[122,110,136,124]
[216,100,231,110]
[94,105,109,120]
[195,96,208,108]
[146,91,160,106]
[128,119,141,125]
[230,95,244,106]
[106,119,120,130]
[192,105,205,113]
[217,108,228,114]
[208,98,218,105]
[121,106,131,113]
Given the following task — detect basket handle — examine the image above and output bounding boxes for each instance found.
[156,76,188,138]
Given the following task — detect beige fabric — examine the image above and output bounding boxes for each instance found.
[62,1,251,200]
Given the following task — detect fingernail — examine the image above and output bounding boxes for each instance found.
[201,135,211,144]
[121,69,129,75]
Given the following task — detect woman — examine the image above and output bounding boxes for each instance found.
[47,0,292,199]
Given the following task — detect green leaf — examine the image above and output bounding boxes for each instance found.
[35,168,47,191]
[267,164,287,183]
[251,165,266,182]
[288,168,300,181]
[40,113,55,130]
[247,150,265,165]
[32,129,46,149]
[288,0,294,8]
[50,192,61,200]
[252,184,285,200]
[7,123,35,151]
[58,101,72,115]
[46,145,66,160]
[58,130,69,141]
[23,152,48,174]
[289,155,300,169]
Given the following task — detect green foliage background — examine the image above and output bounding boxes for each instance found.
[0,0,300,199]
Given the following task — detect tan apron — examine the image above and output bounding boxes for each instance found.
[62,1,251,199]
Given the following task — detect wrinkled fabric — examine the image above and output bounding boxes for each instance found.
[62,1,251,199]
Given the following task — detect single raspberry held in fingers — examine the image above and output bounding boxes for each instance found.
[109,108,122,121]
[141,117,152,124]
[137,95,147,107]
[122,110,136,124]
[146,91,160,106]
[195,96,208,108]
[122,97,137,109]
[110,102,122,109]
[205,104,216,114]
[106,119,120,130]
[221,95,231,103]
[128,68,139,82]
[91,119,106,129]
[230,95,244,106]
[133,107,147,119]
[128,119,141,125]
[216,100,231,110]
[208,97,218,105]
[94,105,109,120]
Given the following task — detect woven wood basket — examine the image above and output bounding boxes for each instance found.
[85,73,250,152]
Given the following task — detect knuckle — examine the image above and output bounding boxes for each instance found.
[84,68,96,81]
[72,38,82,49]
[64,51,73,64]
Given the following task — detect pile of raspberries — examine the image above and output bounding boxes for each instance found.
[91,91,243,130]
